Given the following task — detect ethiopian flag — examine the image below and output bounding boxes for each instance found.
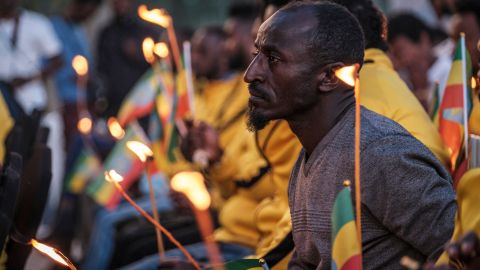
[65,148,101,194]
[438,35,472,171]
[331,187,361,270]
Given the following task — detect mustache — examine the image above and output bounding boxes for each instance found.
[248,81,268,99]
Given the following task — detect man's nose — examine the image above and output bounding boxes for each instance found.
[244,55,263,83]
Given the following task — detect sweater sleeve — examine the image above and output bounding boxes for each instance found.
[361,134,457,260]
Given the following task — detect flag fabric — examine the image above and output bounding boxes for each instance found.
[469,84,480,136]
[438,36,472,171]
[117,61,170,127]
[205,259,266,270]
[331,187,362,270]
[431,82,440,124]
[86,122,150,209]
[65,148,102,194]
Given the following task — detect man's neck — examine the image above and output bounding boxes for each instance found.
[288,91,355,156]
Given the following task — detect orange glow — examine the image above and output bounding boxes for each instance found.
[31,239,69,267]
[72,55,88,76]
[335,64,359,87]
[77,117,92,135]
[126,141,153,162]
[472,76,477,89]
[171,172,211,211]
[107,117,125,140]
[105,169,124,183]
[138,5,170,28]
[142,37,156,64]
[154,42,169,58]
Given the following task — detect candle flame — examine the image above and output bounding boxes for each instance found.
[31,239,69,266]
[77,117,92,135]
[126,141,153,162]
[107,117,125,140]
[171,171,211,211]
[154,42,169,58]
[105,169,124,183]
[72,55,88,76]
[335,64,359,87]
[138,5,170,28]
[142,37,156,64]
[472,76,477,89]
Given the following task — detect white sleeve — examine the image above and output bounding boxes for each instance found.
[31,13,62,58]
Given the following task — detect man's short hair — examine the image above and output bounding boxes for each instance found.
[387,13,431,44]
[280,1,365,68]
[228,1,260,22]
[200,25,227,40]
[455,0,480,26]
[332,0,388,51]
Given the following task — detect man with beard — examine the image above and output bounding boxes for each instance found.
[245,2,456,269]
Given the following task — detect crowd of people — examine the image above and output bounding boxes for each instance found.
[0,0,479,269]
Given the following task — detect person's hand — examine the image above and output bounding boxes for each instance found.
[422,232,480,270]
[180,120,223,167]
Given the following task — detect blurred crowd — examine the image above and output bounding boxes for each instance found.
[0,0,479,269]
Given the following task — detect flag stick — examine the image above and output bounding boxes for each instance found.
[183,41,196,116]
[460,33,469,161]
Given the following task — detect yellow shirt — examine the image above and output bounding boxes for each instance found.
[361,49,450,167]
[0,92,13,165]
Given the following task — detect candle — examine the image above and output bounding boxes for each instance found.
[107,117,125,140]
[30,239,77,270]
[138,5,183,72]
[171,171,223,269]
[334,64,362,247]
[104,170,201,270]
[126,141,165,260]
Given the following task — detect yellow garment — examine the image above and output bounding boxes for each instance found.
[254,49,452,267]
[436,168,480,266]
[214,120,301,249]
[469,87,480,135]
[361,49,450,167]
[0,92,13,165]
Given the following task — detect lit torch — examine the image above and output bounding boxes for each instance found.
[107,117,125,140]
[138,5,182,71]
[104,170,201,270]
[171,171,223,269]
[31,239,77,270]
[126,140,165,259]
[335,64,362,250]
[72,55,92,136]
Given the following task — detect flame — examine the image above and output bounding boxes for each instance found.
[171,172,211,211]
[472,76,477,89]
[154,42,169,58]
[142,37,156,64]
[72,55,88,76]
[335,64,359,87]
[138,5,170,28]
[107,117,125,140]
[105,169,124,183]
[77,117,92,135]
[31,239,69,266]
[126,141,153,162]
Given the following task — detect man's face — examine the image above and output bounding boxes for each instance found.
[244,10,319,131]
[452,13,480,73]
[389,33,430,71]
[191,31,225,80]
[224,18,254,70]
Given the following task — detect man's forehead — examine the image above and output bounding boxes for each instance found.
[256,9,316,47]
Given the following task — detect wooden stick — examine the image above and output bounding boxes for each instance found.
[146,160,166,260]
[166,20,183,72]
[193,209,223,269]
[111,181,202,270]
[354,78,363,252]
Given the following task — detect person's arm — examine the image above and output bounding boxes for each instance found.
[362,134,457,260]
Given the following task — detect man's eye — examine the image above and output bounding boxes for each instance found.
[252,50,259,56]
[268,55,279,63]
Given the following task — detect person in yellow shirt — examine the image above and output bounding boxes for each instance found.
[253,0,451,268]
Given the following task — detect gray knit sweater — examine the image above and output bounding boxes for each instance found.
[288,106,456,270]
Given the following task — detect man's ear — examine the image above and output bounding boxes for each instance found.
[316,62,344,93]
